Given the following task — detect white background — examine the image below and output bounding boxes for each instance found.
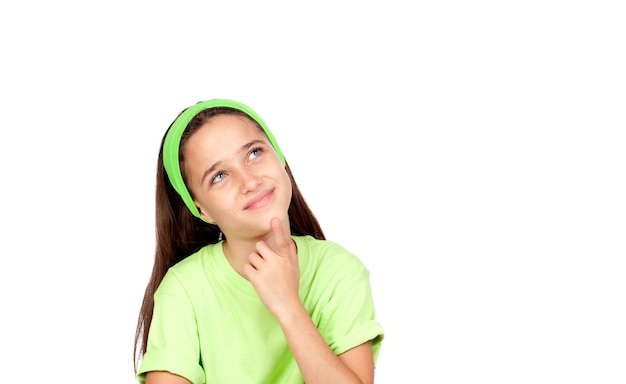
[1,1,624,383]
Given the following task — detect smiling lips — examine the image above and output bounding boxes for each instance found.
[243,189,274,210]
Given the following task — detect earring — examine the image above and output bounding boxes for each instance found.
[218,232,223,241]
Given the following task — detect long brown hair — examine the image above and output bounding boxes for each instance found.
[133,106,325,372]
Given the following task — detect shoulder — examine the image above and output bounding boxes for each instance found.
[294,235,369,279]
[156,244,219,294]
[173,244,216,271]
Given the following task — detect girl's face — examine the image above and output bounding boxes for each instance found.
[184,113,292,239]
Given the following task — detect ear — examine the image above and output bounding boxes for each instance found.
[194,201,216,224]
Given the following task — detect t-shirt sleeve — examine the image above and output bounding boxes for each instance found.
[318,252,385,364]
[136,270,206,384]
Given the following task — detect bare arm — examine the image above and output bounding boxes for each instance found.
[279,304,375,383]
[145,371,191,384]
[244,218,375,383]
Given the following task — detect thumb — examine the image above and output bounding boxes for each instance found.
[288,241,298,265]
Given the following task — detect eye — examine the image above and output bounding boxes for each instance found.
[249,146,263,160]
[211,172,226,185]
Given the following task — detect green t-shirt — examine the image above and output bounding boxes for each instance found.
[137,235,384,384]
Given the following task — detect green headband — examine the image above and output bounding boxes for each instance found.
[163,99,286,220]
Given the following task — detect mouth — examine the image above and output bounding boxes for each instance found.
[243,188,274,210]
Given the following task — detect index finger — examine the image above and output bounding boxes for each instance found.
[270,217,290,255]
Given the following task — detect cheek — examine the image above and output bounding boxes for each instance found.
[194,187,226,213]
[198,195,231,223]
[281,171,293,199]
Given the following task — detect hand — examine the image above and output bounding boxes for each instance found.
[243,217,301,318]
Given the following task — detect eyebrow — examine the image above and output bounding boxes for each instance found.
[200,139,267,184]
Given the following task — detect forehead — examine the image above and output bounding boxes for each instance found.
[203,112,259,131]
[185,113,268,157]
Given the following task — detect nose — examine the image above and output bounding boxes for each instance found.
[239,167,261,193]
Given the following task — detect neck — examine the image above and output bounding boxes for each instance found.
[221,239,253,278]
[220,217,293,277]
[221,231,294,278]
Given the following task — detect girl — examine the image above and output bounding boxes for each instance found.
[134,99,384,383]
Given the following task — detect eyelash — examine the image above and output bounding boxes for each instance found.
[211,172,226,185]
[249,146,263,159]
